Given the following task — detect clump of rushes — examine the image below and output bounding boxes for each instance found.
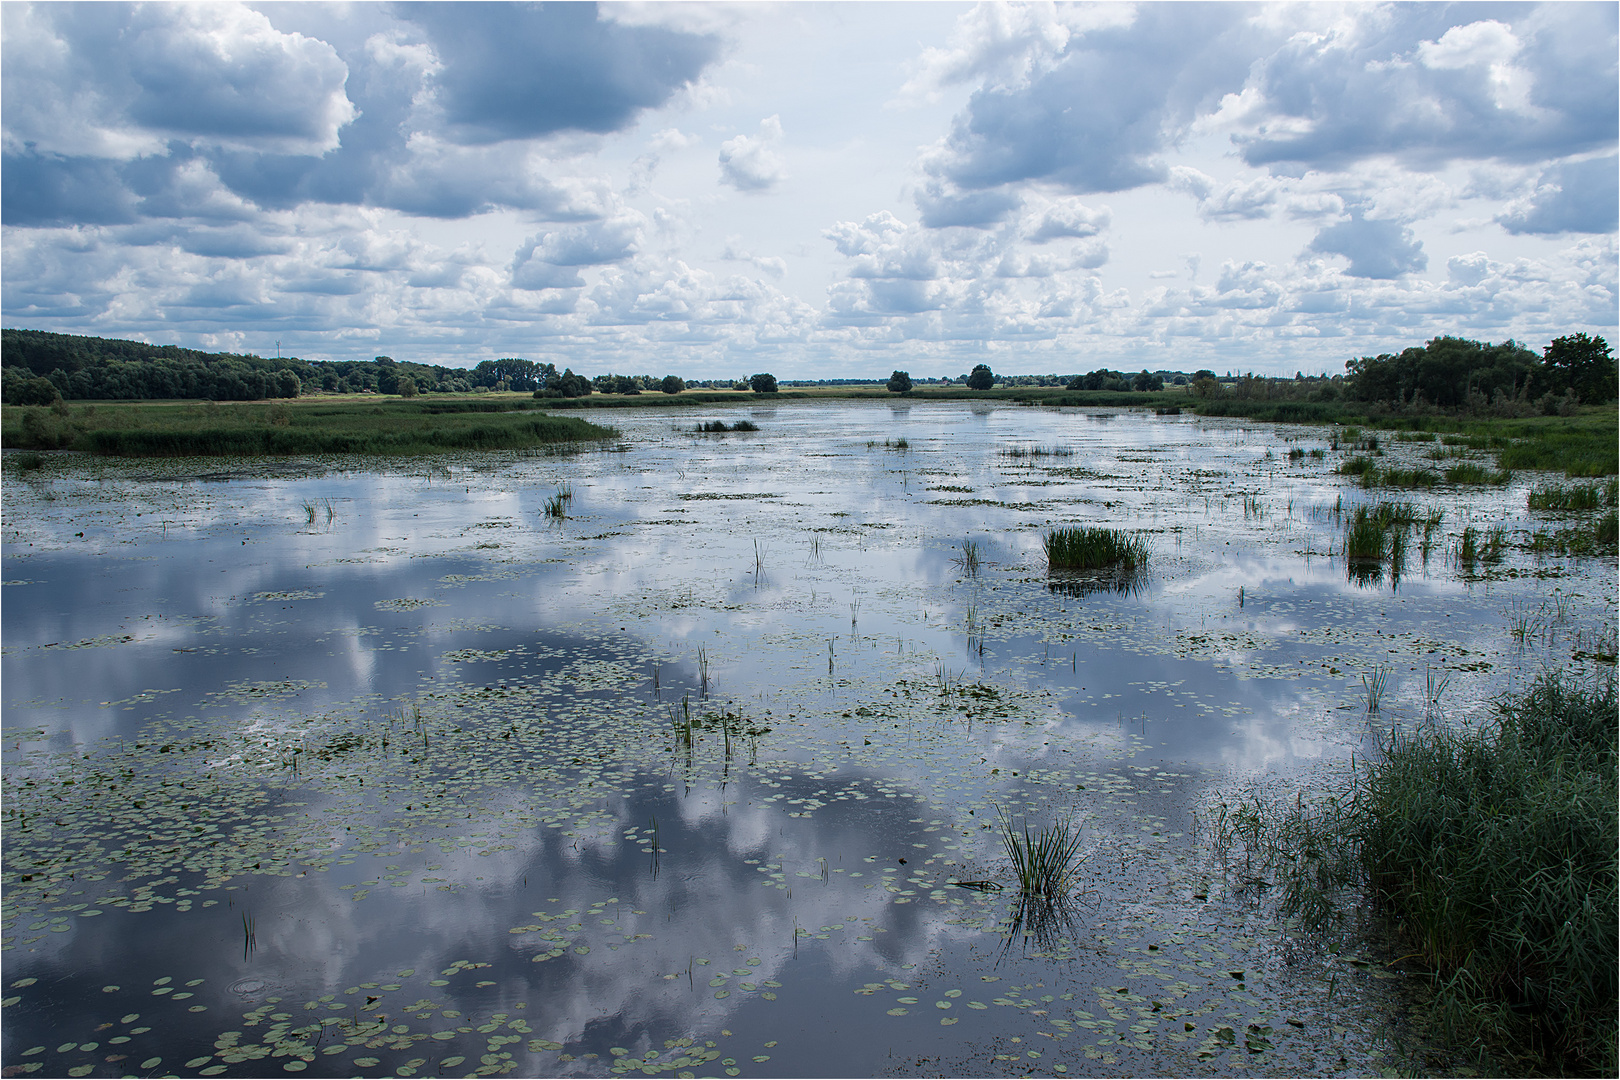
[1362,466,1440,489]
[1360,673,1617,1073]
[998,808,1088,899]
[1043,526,1148,571]
[544,492,566,519]
[696,419,759,433]
[1444,462,1511,485]
[1528,481,1615,512]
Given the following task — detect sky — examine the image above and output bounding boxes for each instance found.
[2,2,1615,379]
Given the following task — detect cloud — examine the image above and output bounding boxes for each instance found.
[1229,9,1618,170]
[2,3,354,158]
[914,181,1020,228]
[1496,155,1620,235]
[511,214,645,290]
[1025,198,1111,242]
[718,116,786,192]
[922,5,1258,196]
[1308,212,1428,279]
[400,3,719,144]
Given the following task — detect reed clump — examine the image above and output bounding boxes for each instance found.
[998,808,1088,899]
[1444,462,1511,485]
[1042,526,1148,571]
[1210,673,1617,1074]
[1528,480,1617,512]
[696,419,759,433]
[1360,673,1617,1073]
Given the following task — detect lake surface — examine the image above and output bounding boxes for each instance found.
[4,401,1614,1078]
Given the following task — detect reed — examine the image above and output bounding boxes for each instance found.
[1527,482,1613,512]
[1360,664,1390,712]
[952,539,981,578]
[997,807,1088,899]
[1444,462,1511,485]
[1042,526,1148,571]
[544,492,567,519]
[1359,672,1617,1073]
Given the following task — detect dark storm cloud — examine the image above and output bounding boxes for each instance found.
[1308,212,1428,279]
[1496,155,1620,235]
[399,3,721,144]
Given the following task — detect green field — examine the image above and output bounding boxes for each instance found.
[1,396,618,456]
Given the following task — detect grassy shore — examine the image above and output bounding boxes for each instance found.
[5,386,1614,475]
[1,396,618,456]
[1216,672,1617,1076]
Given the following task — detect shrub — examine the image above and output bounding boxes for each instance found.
[886,370,912,393]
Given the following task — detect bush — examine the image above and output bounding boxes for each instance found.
[886,370,912,393]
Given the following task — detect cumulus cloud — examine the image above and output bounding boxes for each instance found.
[1496,155,1620,235]
[511,214,645,290]
[922,5,1258,196]
[1228,9,1618,169]
[1308,212,1428,279]
[400,3,718,143]
[1025,198,1111,242]
[718,116,787,193]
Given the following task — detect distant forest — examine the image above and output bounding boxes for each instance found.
[2,327,1613,411]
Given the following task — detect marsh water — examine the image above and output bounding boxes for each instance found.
[3,401,1614,1078]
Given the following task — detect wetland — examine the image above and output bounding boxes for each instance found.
[3,400,1615,1078]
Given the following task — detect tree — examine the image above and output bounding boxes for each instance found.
[886,370,912,393]
[1541,333,1616,404]
[750,372,778,394]
[660,375,685,394]
[398,376,418,398]
[967,363,994,390]
[1133,370,1163,392]
[554,368,592,397]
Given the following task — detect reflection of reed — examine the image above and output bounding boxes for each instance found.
[999,892,1081,963]
[1046,565,1149,599]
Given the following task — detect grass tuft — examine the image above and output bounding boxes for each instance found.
[998,807,1088,899]
[1042,526,1148,571]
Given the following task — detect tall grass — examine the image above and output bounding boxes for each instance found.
[1444,462,1511,485]
[1042,526,1148,571]
[1360,673,1617,1073]
[997,808,1088,899]
[1528,480,1618,512]
[952,539,981,578]
[1208,673,1618,1074]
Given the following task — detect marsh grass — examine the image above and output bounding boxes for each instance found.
[952,539,981,578]
[997,807,1088,899]
[1208,673,1617,1074]
[1527,480,1617,512]
[1361,466,1440,489]
[543,492,567,519]
[301,497,335,525]
[1002,444,1074,460]
[3,399,619,456]
[696,419,758,433]
[1444,462,1511,485]
[1043,526,1148,571]
[1343,501,1418,582]
[1360,664,1391,712]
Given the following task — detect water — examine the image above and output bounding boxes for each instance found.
[3,401,1613,1077]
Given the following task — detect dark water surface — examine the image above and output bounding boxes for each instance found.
[4,402,1613,1077]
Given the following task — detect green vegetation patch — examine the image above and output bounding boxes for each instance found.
[1,399,618,456]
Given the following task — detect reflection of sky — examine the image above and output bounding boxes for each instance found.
[3,401,1612,1075]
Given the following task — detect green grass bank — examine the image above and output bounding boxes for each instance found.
[2,397,618,456]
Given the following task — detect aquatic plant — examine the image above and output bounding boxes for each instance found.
[1444,462,1511,485]
[1360,664,1390,712]
[952,539,981,578]
[997,807,1088,900]
[1528,482,1612,512]
[543,492,567,519]
[1360,672,1618,1073]
[1042,526,1148,571]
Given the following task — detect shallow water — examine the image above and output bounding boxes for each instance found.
[3,401,1613,1078]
